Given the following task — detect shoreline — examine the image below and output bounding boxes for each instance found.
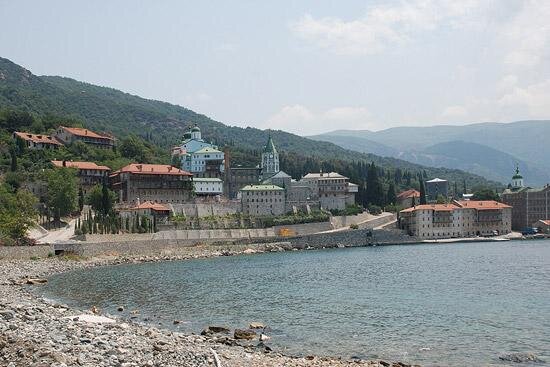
[0,246,419,367]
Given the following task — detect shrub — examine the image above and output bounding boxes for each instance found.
[367,204,382,215]
[349,223,359,230]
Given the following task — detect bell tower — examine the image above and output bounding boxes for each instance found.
[261,135,279,176]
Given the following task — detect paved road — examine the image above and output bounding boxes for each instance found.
[36,218,77,244]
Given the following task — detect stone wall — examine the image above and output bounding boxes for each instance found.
[51,227,416,258]
[0,245,52,260]
[171,202,241,218]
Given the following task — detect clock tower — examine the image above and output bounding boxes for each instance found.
[261,135,279,177]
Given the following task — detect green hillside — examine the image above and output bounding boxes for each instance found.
[0,56,500,193]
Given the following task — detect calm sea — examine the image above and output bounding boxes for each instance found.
[40,240,550,366]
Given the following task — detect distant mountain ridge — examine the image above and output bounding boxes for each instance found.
[311,121,550,186]
[0,56,499,188]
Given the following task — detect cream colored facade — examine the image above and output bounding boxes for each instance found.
[399,201,512,239]
[240,185,286,216]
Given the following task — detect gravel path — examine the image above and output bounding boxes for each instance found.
[0,256,417,367]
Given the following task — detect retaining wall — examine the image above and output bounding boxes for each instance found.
[0,245,52,260]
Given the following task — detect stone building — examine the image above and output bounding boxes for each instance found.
[51,160,111,196]
[399,200,512,239]
[261,135,279,178]
[301,172,356,210]
[118,201,171,225]
[397,189,420,208]
[501,167,550,230]
[54,126,114,149]
[425,178,448,201]
[13,132,62,150]
[240,184,286,216]
[110,164,193,205]
[224,166,262,199]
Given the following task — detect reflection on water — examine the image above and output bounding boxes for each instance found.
[41,240,550,366]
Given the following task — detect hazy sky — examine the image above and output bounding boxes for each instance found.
[1,0,549,135]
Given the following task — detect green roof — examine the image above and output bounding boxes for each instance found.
[512,165,523,179]
[240,184,284,191]
[193,177,223,182]
[191,125,201,132]
[263,135,277,154]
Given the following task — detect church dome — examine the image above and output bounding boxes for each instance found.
[512,165,523,180]
[191,125,201,133]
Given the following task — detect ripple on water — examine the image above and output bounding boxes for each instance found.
[40,240,550,367]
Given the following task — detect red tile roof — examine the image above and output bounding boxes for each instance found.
[540,220,550,226]
[51,160,110,171]
[400,200,511,214]
[14,132,62,145]
[114,164,192,176]
[454,200,511,210]
[133,201,170,211]
[400,203,459,213]
[60,126,113,140]
[397,189,420,199]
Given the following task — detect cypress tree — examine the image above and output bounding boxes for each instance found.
[386,182,396,205]
[419,179,427,205]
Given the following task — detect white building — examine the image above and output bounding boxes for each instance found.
[399,200,512,239]
[193,177,223,195]
[172,125,225,179]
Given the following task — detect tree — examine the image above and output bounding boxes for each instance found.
[0,184,37,245]
[366,162,384,206]
[472,188,500,201]
[86,183,116,216]
[119,135,150,163]
[46,168,78,222]
[419,179,427,205]
[78,187,84,212]
[9,146,17,172]
[386,182,396,205]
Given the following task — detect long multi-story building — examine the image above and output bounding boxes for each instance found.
[110,164,193,205]
[301,172,356,210]
[51,160,111,196]
[240,184,286,216]
[501,166,550,230]
[13,132,63,150]
[399,200,512,239]
[54,126,114,149]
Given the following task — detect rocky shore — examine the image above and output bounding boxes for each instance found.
[0,250,419,367]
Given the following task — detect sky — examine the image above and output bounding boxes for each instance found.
[1,0,549,135]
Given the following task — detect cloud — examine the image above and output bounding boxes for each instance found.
[264,105,372,135]
[290,0,490,55]
[441,105,468,119]
[500,1,550,69]
[498,79,550,117]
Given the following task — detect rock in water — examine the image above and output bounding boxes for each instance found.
[201,326,230,335]
[26,278,48,285]
[234,329,256,340]
[499,353,544,363]
[259,333,270,342]
[249,322,265,329]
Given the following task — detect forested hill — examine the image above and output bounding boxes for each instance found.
[0,56,499,190]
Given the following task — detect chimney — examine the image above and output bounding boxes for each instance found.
[137,197,140,206]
